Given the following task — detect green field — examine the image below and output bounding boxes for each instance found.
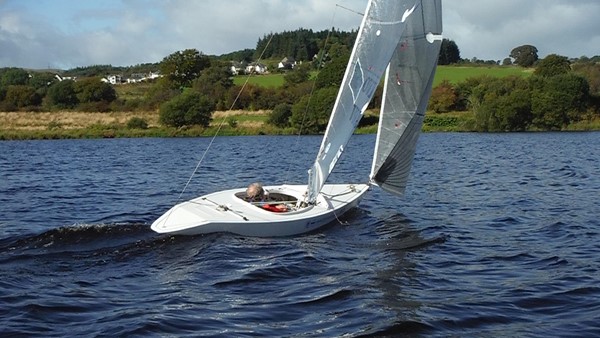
[114,82,154,100]
[433,65,533,85]
[233,65,533,88]
[233,74,285,88]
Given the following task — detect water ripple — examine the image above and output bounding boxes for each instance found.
[0,133,599,336]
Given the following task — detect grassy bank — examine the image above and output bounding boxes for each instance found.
[1,109,598,140]
[0,109,452,140]
[0,110,291,140]
[0,111,160,131]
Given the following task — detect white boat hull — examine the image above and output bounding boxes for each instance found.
[151,183,369,237]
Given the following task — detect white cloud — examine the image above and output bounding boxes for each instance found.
[0,0,598,69]
[160,0,366,55]
[444,0,600,61]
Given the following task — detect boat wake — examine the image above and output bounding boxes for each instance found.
[0,223,160,264]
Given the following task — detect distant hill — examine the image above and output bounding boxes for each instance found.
[63,63,160,78]
[253,28,357,61]
[46,28,356,76]
[26,27,600,77]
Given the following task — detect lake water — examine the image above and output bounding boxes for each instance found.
[1,132,599,337]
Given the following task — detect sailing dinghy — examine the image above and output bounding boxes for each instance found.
[151,0,443,237]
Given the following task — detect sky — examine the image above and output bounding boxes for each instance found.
[1,0,599,70]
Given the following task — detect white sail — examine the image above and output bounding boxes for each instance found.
[307,0,421,203]
[370,0,442,195]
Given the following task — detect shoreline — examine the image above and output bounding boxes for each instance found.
[1,110,599,140]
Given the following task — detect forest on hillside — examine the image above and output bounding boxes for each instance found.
[1,28,599,133]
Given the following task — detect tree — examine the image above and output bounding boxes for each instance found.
[226,84,263,110]
[159,90,215,127]
[268,103,293,127]
[325,42,351,62]
[75,78,117,103]
[572,62,600,96]
[219,48,254,62]
[1,68,30,87]
[314,53,349,89]
[143,81,180,110]
[428,80,457,113]
[4,85,42,109]
[534,54,571,77]
[531,73,590,129]
[290,87,337,133]
[471,76,532,131]
[510,45,539,67]
[65,64,121,78]
[452,75,493,111]
[438,39,460,65]
[47,80,79,108]
[283,63,311,87]
[159,49,210,89]
[499,87,532,131]
[28,72,57,92]
[253,28,349,62]
[193,63,234,109]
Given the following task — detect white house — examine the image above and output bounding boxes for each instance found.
[102,75,122,84]
[278,57,297,70]
[245,62,268,74]
[124,71,162,83]
[54,74,76,82]
[230,61,247,75]
[146,71,162,80]
[127,73,145,83]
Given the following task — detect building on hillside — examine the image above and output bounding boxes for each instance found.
[126,71,162,83]
[127,73,145,83]
[230,61,248,75]
[278,57,297,70]
[102,75,123,85]
[245,62,268,74]
[146,71,162,80]
[54,74,76,82]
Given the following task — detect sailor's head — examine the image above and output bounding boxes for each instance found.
[246,182,264,200]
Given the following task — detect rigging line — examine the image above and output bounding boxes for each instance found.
[335,4,364,17]
[332,207,350,226]
[176,34,276,202]
[282,4,340,185]
[330,182,370,225]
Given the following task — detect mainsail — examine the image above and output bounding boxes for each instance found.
[370,0,442,195]
[307,0,428,203]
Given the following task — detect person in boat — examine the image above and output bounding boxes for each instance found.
[246,182,265,201]
[246,182,288,212]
